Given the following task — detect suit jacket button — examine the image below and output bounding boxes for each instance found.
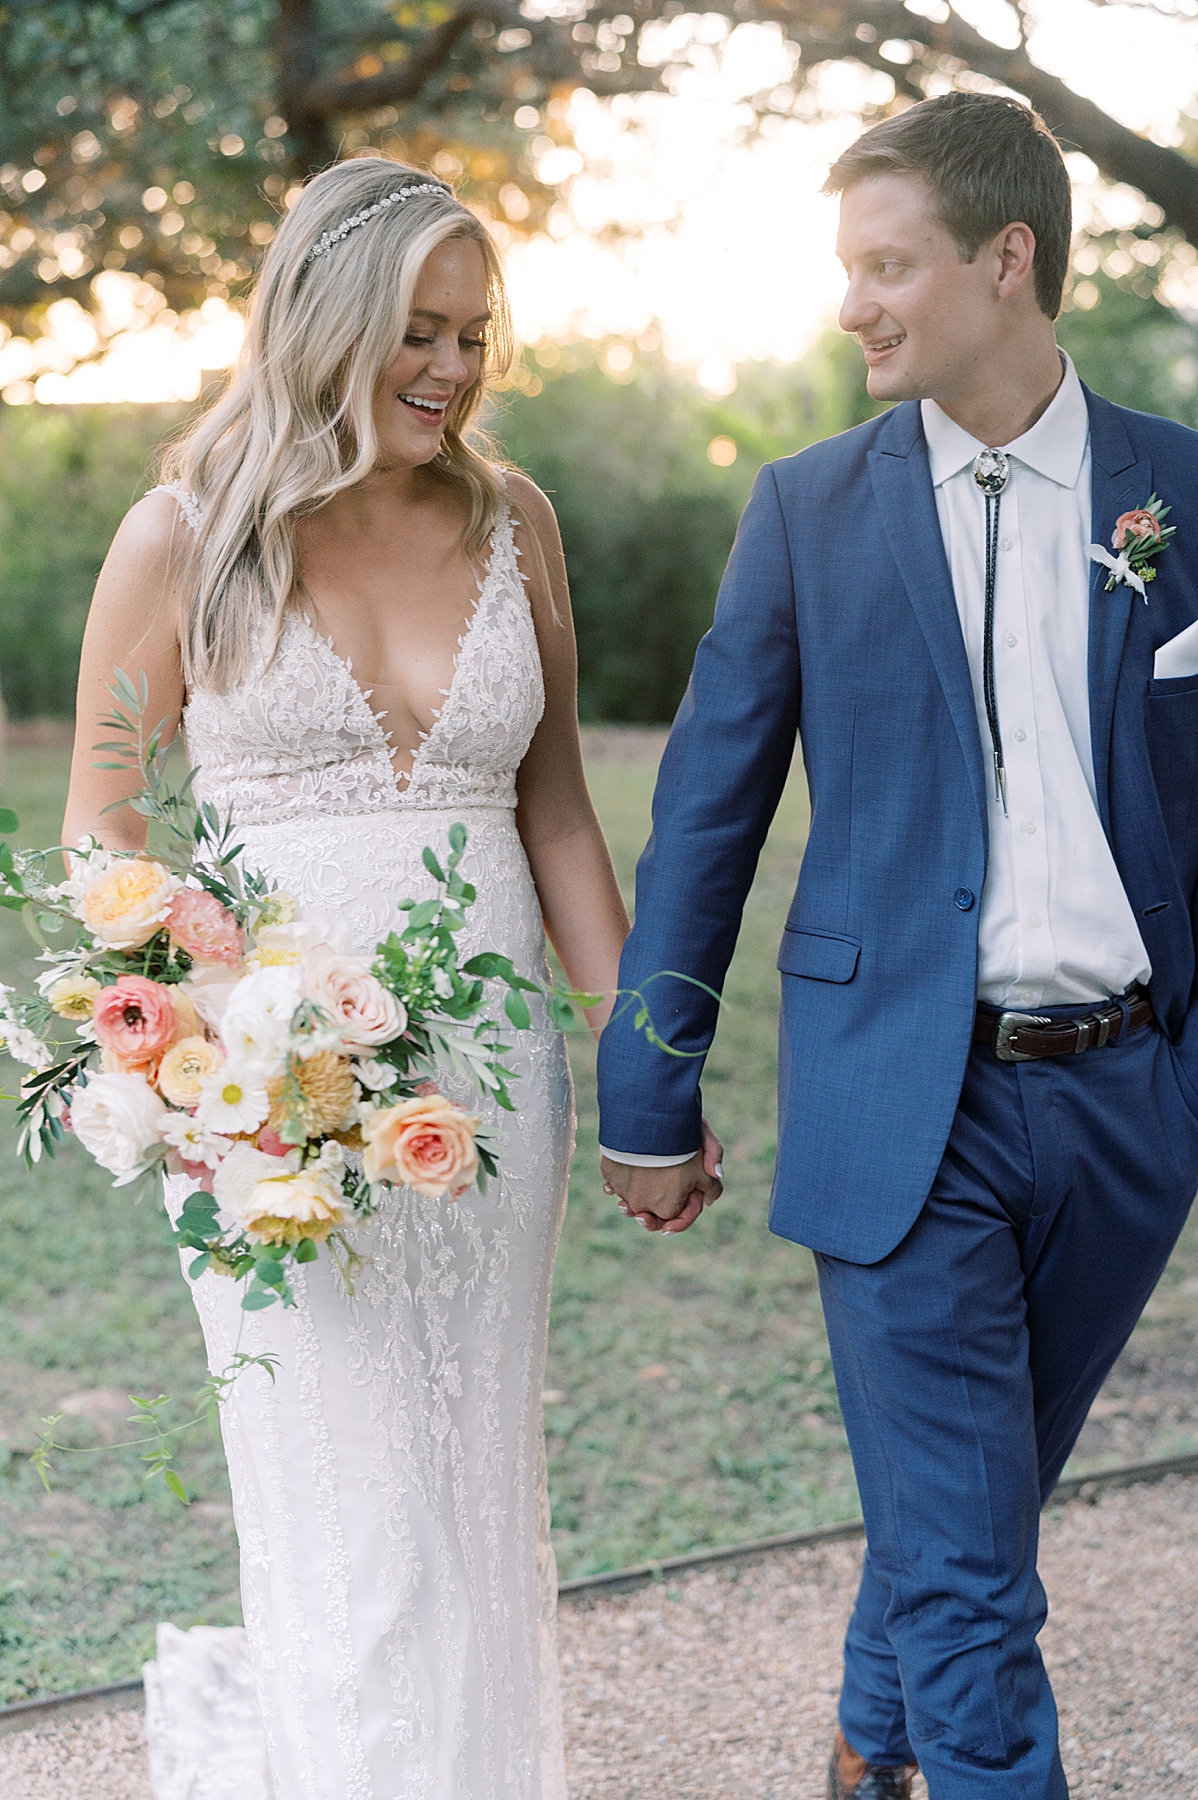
[953,887,975,911]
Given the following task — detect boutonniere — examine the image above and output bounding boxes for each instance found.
[1089,495,1175,602]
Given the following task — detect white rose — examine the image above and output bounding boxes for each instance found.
[212,1140,301,1225]
[219,965,302,1072]
[180,964,243,1034]
[54,838,117,904]
[302,948,407,1050]
[71,1071,167,1180]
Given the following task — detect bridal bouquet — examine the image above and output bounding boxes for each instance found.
[0,673,573,1317]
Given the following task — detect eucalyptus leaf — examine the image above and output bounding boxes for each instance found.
[504,990,531,1031]
[242,1288,278,1311]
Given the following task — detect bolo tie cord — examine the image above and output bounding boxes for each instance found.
[973,447,1010,817]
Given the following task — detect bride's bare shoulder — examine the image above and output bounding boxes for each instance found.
[97,487,197,599]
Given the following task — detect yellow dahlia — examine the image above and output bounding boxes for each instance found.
[268,1050,356,1138]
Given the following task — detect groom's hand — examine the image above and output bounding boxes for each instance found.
[601,1121,723,1234]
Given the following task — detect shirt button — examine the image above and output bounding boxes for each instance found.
[999,537,1013,552]
[1005,633,1018,647]
[1029,913,1042,928]
[953,887,975,911]
[1013,727,1027,742]
[1022,820,1036,835]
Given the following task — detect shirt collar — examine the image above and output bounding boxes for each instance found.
[920,350,1089,492]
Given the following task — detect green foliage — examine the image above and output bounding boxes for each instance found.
[495,332,882,722]
[1058,252,1198,427]
[0,401,184,717]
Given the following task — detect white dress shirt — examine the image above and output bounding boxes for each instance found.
[923,351,1149,1010]
[602,352,1150,1165]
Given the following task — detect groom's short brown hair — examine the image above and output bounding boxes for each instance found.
[824,92,1072,319]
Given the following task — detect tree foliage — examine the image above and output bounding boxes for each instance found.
[3,0,1198,334]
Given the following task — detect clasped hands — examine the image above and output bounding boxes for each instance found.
[600,1118,724,1235]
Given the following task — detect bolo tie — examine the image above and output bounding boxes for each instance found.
[972,446,1010,817]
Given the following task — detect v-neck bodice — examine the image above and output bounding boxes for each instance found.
[177,492,545,825]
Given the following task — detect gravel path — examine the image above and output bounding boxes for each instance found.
[3,1476,1196,1798]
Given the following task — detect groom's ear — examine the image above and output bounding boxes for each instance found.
[993,222,1038,304]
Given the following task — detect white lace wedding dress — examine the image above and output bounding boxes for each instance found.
[146,486,574,1800]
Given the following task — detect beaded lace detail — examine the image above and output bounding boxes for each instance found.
[167,485,544,825]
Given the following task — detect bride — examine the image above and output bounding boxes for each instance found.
[61,157,637,1799]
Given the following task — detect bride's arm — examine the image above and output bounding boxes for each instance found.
[62,489,189,855]
[508,473,629,1031]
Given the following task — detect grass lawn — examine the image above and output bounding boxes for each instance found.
[1,737,1197,1700]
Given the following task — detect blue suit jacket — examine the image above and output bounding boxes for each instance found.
[595,386,1198,1264]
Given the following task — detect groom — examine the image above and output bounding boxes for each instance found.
[597,92,1198,1798]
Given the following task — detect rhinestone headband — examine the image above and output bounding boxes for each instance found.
[300,181,452,271]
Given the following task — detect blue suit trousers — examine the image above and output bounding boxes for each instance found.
[814,1011,1198,1798]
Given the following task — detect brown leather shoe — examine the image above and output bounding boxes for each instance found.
[827,1728,919,1799]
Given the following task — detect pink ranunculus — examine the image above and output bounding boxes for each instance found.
[166,888,246,967]
[93,975,194,1074]
[1113,509,1161,550]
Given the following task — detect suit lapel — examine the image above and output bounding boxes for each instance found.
[869,403,988,840]
[1085,387,1149,839]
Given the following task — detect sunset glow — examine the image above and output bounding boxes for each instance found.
[3,1,1198,406]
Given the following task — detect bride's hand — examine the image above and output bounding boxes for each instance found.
[700,1116,724,1187]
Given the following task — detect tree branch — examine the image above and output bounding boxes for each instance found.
[302,4,529,118]
[774,0,1198,238]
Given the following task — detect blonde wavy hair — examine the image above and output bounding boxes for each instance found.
[161,157,516,693]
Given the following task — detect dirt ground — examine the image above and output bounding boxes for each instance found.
[2,1474,1196,1799]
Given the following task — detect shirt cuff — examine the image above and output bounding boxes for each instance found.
[598,1145,697,1168]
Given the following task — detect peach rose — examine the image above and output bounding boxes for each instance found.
[362,1093,479,1198]
[302,948,407,1049]
[157,1035,225,1107]
[166,888,245,967]
[1113,509,1161,550]
[93,976,199,1074]
[78,859,180,950]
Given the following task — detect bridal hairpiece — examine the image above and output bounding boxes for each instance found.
[301,181,452,271]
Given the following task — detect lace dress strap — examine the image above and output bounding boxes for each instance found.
[149,480,202,535]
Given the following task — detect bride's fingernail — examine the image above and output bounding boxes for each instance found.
[714,1162,724,1180]
[603,1183,614,1194]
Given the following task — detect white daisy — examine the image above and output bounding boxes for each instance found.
[194,1065,270,1135]
[159,1110,234,1170]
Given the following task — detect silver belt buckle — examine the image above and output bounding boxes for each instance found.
[994,1010,1052,1062]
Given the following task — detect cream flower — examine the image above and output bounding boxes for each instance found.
[302,948,407,1050]
[212,1140,300,1219]
[252,920,330,968]
[47,973,103,1020]
[159,1109,234,1171]
[219,966,302,1073]
[71,1071,166,1180]
[77,859,181,951]
[194,1065,270,1135]
[157,1035,224,1107]
[235,1167,346,1246]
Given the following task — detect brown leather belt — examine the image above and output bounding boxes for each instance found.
[973,986,1154,1063]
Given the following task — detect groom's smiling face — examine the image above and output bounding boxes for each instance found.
[835,172,1013,406]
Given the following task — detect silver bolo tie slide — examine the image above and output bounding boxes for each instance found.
[973,446,1010,816]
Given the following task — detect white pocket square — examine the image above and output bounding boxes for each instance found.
[1154,618,1198,679]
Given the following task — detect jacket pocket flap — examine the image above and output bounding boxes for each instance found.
[777,928,861,983]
